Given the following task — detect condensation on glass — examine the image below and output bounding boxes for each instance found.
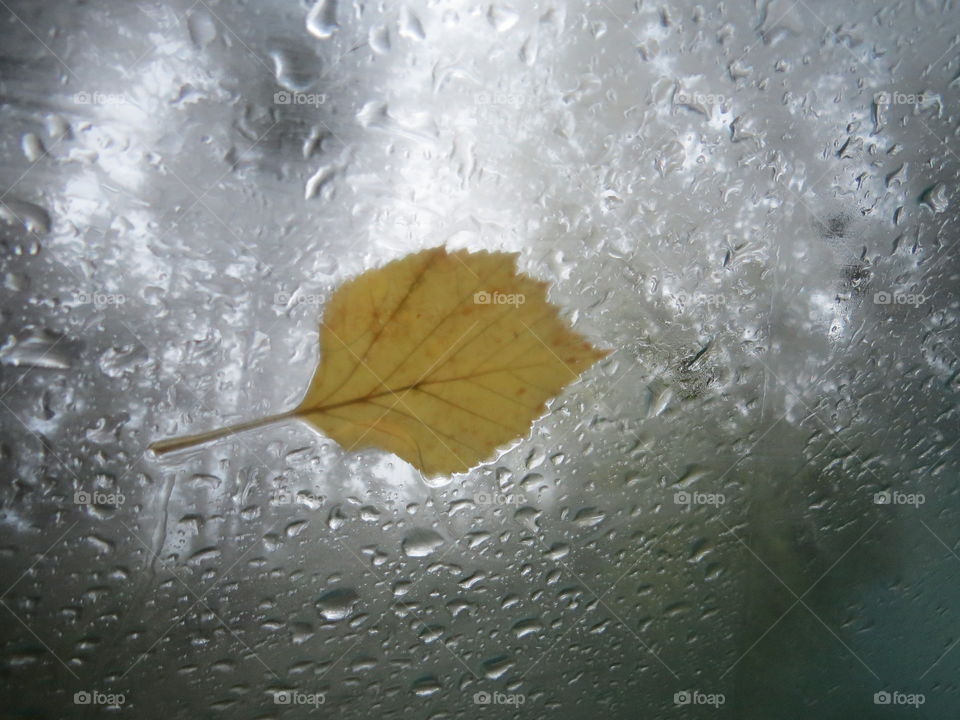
[0,1,957,718]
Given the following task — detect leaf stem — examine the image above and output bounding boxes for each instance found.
[149,410,299,456]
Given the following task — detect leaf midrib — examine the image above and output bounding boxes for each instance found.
[300,360,557,414]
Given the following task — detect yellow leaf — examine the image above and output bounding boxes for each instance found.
[150,247,608,476]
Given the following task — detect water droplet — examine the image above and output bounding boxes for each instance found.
[327,504,346,530]
[488,5,519,32]
[482,655,513,680]
[543,543,569,560]
[511,618,543,638]
[187,10,217,47]
[7,651,43,667]
[369,25,391,54]
[411,675,441,697]
[514,506,540,531]
[86,534,114,554]
[572,507,605,527]
[285,520,309,538]
[398,7,425,41]
[663,601,691,618]
[302,125,326,159]
[920,182,949,213]
[316,587,360,621]
[402,528,444,557]
[98,345,149,379]
[305,164,336,200]
[886,163,907,189]
[0,198,50,234]
[359,505,380,522]
[0,329,72,369]
[270,48,319,92]
[188,547,221,565]
[21,133,45,162]
[306,0,339,39]
[525,447,545,470]
[289,622,314,645]
[418,624,444,643]
[648,384,673,417]
[44,114,69,140]
[4,271,28,292]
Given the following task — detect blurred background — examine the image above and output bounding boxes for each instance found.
[0,0,958,717]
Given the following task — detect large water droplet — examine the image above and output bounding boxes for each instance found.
[0,329,72,369]
[368,25,391,54]
[316,587,360,621]
[398,7,425,41]
[21,133,45,162]
[511,618,543,638]
[0,198,50,234]
[482,655,513,680]
[270,48,319,92]
[187,10,217,47]
[920,182,949,213]
[306,0,339,39]
[402,528,444,557]
[488,5,519,32]
[411,675,441,697]
[573,507,605,527]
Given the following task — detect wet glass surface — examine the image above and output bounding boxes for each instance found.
[0,0,959,717]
